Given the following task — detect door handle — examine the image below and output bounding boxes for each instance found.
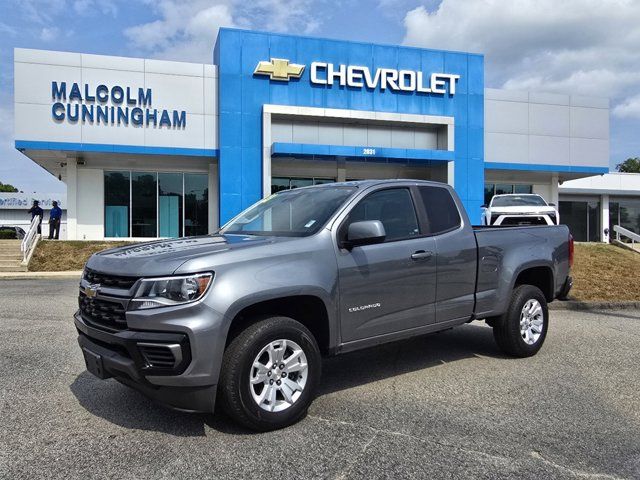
[411,250,433,260]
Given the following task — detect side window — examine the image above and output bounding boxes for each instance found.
[344,188,420,242]
[418,186,461,234]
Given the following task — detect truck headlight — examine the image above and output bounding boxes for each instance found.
[129,273,213,310]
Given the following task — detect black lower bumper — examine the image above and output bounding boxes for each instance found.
[75,313,216,413]
[558,275,573,300]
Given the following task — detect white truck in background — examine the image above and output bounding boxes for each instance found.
[482,194,560,226]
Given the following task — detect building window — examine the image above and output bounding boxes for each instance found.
[132,172,158,237]
[184,173,208,237]
[271,177,335,194]
[559,200,600,242]
[159,173,183,238]
[104,171,130,238]
[104,171,208,238]
[610,198,640,235]
[484,183,533,205]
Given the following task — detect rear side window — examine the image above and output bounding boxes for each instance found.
[418,186,461,234]
[343,188,420,242]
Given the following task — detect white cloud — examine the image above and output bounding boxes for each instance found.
[402,0,640,118]
[124,0,321,63]
[73,0,118,16]
[612,94,640,118]
[39,27,60,42]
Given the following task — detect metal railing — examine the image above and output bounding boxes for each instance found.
[613,225,640,249]
[21,215,41,263]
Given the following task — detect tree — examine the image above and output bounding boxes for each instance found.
[616,157,640,173]
[0,181,19,193]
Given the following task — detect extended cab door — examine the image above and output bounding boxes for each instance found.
[336,187,438,343]
[415,185,477,323]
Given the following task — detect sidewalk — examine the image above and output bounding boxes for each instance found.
[0,270,83,279]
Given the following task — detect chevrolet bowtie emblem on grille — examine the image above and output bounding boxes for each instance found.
[254,58,305,81]
[84,283,100,298]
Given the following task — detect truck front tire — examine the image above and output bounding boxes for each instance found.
[492,285,548,357]
[219,316,321,431]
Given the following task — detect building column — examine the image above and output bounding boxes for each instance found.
[262,110,272,199]
[337,157,346,182]
[550,174,559,206]
[447,161,455,187]
[208,162,219,232]
[601,194,610,243]
[66,159,78,240]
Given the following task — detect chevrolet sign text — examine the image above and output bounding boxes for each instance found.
[310,62,460,95]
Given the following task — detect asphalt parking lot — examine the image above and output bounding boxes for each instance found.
[1,278,639,479]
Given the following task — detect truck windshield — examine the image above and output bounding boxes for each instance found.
[491,195,547,207]
[221,186,356,237]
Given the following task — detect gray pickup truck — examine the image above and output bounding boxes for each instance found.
[75,180,573,430]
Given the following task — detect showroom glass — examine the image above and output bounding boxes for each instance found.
[491,195,547,207]
[222,186,355,237]
[560,201,587,241]
[418,186,461,234]
[184,173,208,237]
[104,171,130,237]
[104,171,208,238]
[271,176,336,194]
[132,172,158,237]
[610,198,640,234]
[484,183,533,204]
[159,173,183,238]
[343,188,420,242]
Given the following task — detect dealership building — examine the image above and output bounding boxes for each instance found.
[13,28,612,241]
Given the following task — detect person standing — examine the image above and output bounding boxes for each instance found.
[27,200,43,235]
[48,201,62,240]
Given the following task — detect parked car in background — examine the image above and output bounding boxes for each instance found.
[0,225,26,239]
[482,194,559,226]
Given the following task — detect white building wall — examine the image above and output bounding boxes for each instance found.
[14,49,218,152]
[484,88,609,170]
[76,168,104,240]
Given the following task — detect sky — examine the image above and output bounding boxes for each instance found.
[1,0,639,194]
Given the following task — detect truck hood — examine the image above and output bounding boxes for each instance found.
[85,234,283,277]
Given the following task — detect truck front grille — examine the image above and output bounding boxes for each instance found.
[83,268,139,290]
[79,292,127,331]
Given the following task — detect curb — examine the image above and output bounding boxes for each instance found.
[550,300,640,311]
[0,271,83,280]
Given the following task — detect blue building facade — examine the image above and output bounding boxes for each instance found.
[215,28,485,224]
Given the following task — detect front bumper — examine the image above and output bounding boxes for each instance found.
[75,312,218,413]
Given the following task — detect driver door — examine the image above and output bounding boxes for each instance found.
[336,187,438,343]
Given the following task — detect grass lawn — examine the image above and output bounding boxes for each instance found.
[29,240,131,272]
[28,239,640,302]
[570,243,640,301]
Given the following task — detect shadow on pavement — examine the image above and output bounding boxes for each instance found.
[70,323,505,435]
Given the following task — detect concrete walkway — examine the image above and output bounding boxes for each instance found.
[0,270,83,279]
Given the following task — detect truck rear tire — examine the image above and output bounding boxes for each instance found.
[492,285,548,357]
[219,316,321,431]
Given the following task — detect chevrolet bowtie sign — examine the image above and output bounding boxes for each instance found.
[253,58,460,95]
[254,58,305,81]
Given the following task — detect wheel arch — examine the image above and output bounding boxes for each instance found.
[224,293,334,355]
[512,264,555,302]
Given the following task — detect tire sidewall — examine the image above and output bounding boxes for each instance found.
[234,319,321,429]
[511,286,548,355]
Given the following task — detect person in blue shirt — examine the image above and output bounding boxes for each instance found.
[27,200,43,235]
[48,201,62,240]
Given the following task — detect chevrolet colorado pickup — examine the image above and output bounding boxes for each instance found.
[75,180,573,431]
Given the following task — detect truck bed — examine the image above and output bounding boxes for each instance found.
[472,224,571,319]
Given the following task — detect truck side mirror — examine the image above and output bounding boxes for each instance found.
[481,204,488,209]
[344,220,386,249]
[548,202,556,207]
